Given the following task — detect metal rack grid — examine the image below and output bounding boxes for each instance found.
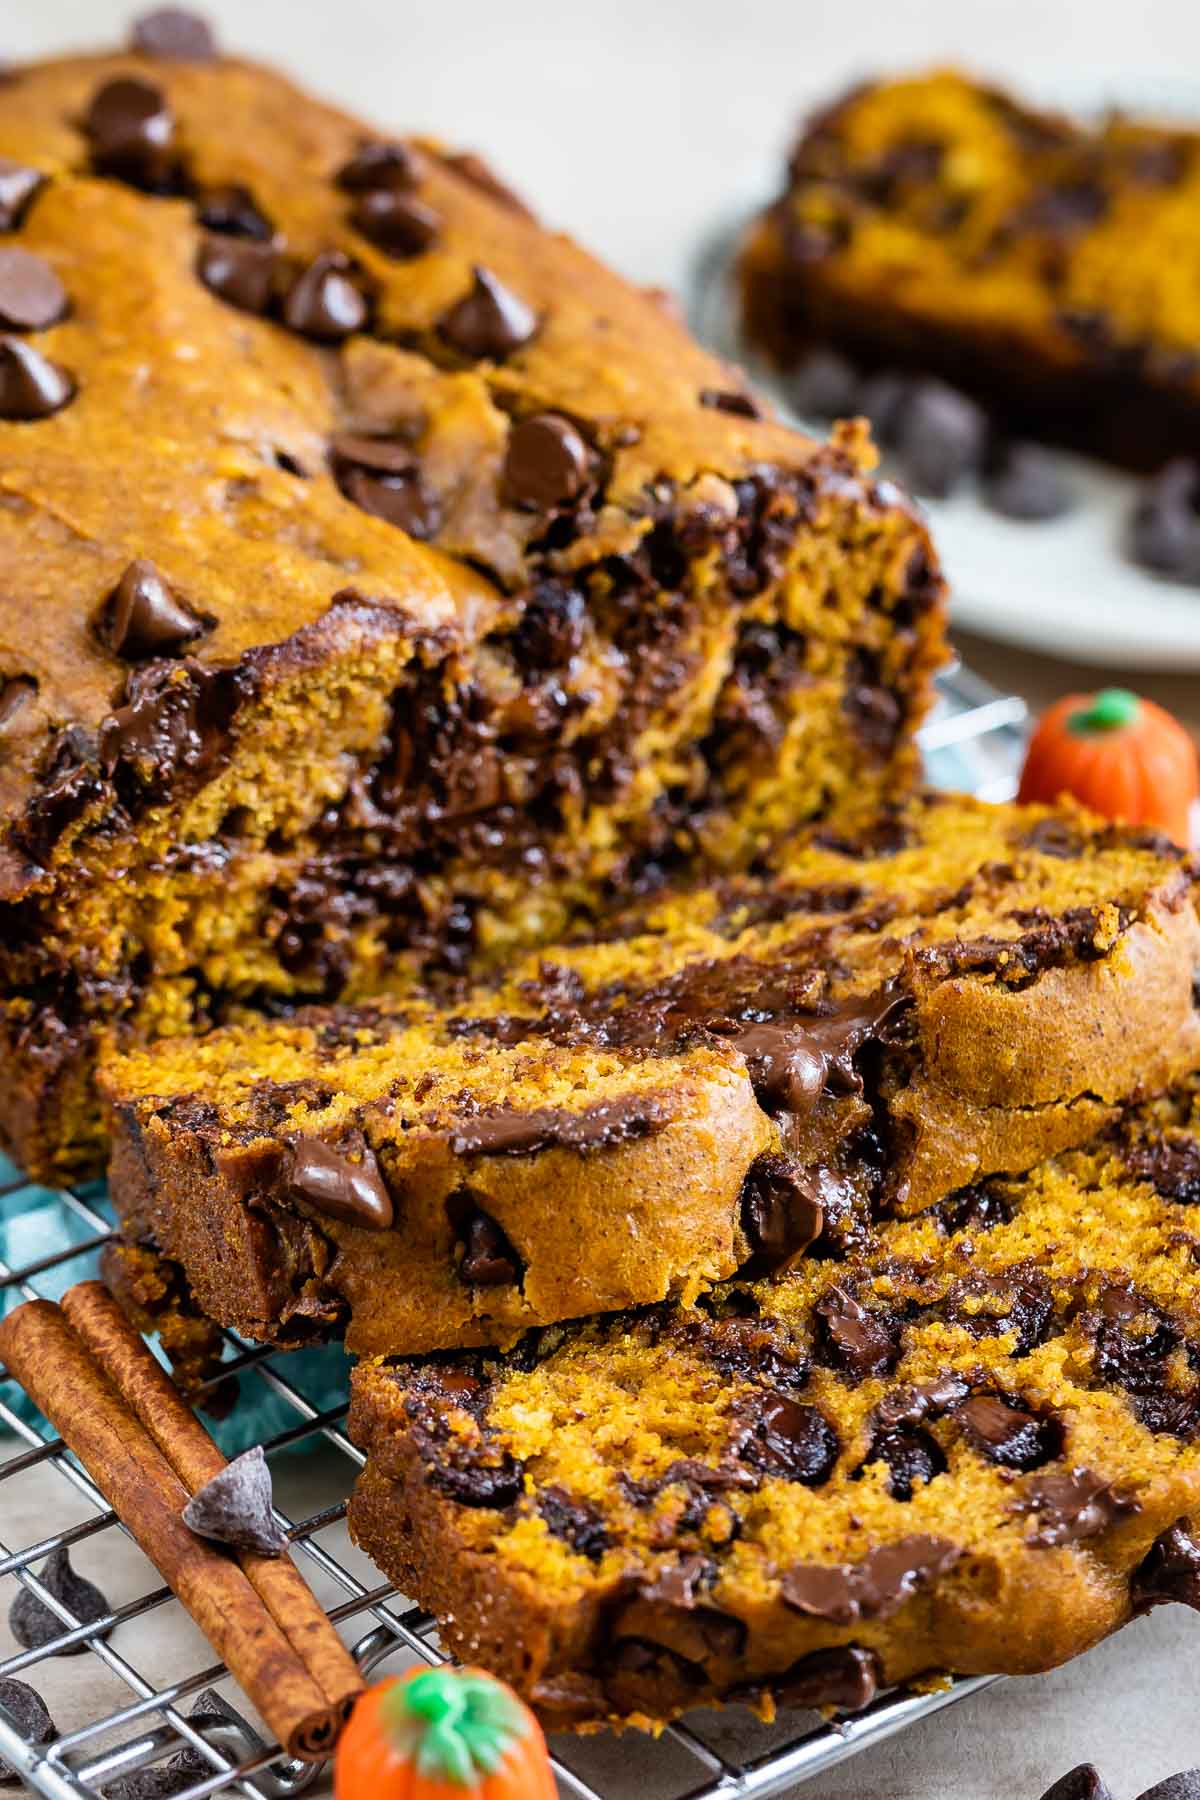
[0,665,1025,1800]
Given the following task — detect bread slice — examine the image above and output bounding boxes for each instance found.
[102,793,1200,1355]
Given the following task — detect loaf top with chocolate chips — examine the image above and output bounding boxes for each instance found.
[0,14,891,833]
[348,1068,1200,1730]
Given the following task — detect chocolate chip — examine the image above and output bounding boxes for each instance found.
[895,379,986,498]
[736,1390,839,1485]
[351,190,441,258]
[0,160,45,232]
[738,1153,825,1272]
[1131,1521,1200,1613]
[1125,1133,1200,1206]
[335,140,423,193]
[196,235,279,314]
[1129,460,1200,584]
[282,252,369,342]
[196,184,273,241]
[781,1535,959,1624]
[815,1285,899,1379]
[97,560,208,660]
[444,150,535,218]
[932,1181,1013,1234]
[426,1446,524,1509]
[873,1374,970,1431]
[537,1486,610,1560]
[771,1645,880,1712]
[447,1195,521,1285]
[83,77,179,191]
[1137,1774,1200,1800]
[0,336,74,419]
[855,370,914,446]
[861,1427,946,1501]
[9,1548,110,1655]
[182,1445,288,1554]
[438,265,536,360]
[512,580,587,670]
[105,1759,213,1797]
[1015,1468,1140,1547]
[0,1675,55,1776]
[612,1555,746,1667]
[788,346,860,419]
[131,8,217,59]
[700,387,762,419]
[330,435,439,538]
[287,1135,394,1229]
[957,1394,1062,1470]
[983,440,1073,521]
[942,1271,1054,1355]
[1039,1767,1114,1800]
[503,413,590,510]
[0,674,36,733]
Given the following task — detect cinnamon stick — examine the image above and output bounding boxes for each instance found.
[0,1299,360,1761]
[61,1282,361,1725]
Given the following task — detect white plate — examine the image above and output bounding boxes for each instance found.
[688,215,1200,671]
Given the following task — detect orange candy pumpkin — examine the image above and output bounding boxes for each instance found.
[1018,688,1198,847]
[334,1666,556,1800]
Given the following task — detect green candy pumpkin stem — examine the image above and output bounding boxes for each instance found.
[1068,688,1141,735]
[384,1668,527,1785]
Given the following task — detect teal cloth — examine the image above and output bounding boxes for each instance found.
[0,1157,351,1458]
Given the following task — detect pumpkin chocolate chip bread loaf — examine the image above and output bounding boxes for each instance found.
[101,792,1200,1356]
[0,16,946,1185]
[347,1071,1200,1731]
[740,70,1200,467]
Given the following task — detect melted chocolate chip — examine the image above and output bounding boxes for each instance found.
[1014,1468,1140,1547]
[0,247,67,331]
[1124,1133,1200,1206]
[97,560,208,660]
[612,1555,746,1666]
[738,1153,825,1272]
[196,235,279,314]
[83,77,179,191]
[957,1394,1062,1470]
[781,1534,959,1623]
[0,1675,56,1776]
[735,1389,839,1485]
[438,265,536,359]
[700,387,762,419]
[448,1095,667,1157]
[932,1181,1013,1234]
[351,189,441,257]
[131,8,217,59]
[9,1548,110,1656]
[196,183,273,240]
[1039,1767,1114,1800]
[1131,1521,1200,1613]
[287,1135,394,1229]
[330,434,439,538]
[537,1486,610,1560]
[512,580,587,670]
[0,674,36,733]
[873,1374,970,1431]
[861,1427,947,1501]
[0,336,74,419]
[182,1445,288,1555]
[0,160,46,232]
[942,1271,1054,1355]
[335,140,424,193]
[426,1444,524,1509]
[770,1645,880,1713]
[446,1193,521,1285]
[282,252,369,341]
[815,1285,900,1379]
[1088,1284,1177,1396]
[503,413,590,510]
[723,986,911,1118]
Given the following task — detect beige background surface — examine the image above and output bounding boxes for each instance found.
[4,1,1199,1794]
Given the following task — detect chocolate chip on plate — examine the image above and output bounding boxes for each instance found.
[282,251,369,341]
[98,560,207,660]
[0,1675,56,1776]
[854,369,915,446]
[0,336,75,419]
[788,346,860,421]
[438,265,537,359]
[196,236,278,315]
[287,1135,394,1229]
[182,1445,288,1555]
[0,160,46,233]
[503,413,590,510]
[983,440,1073,521]
[335,140,424,194]
[1038,1765,1114,1800]
[894,378,986,498]
[1136,1775,1200,1800]
[130,8,217,60]
[0,247,68,331]
[9,1547,111,1655]
[1129,459,1200,584]
[83,77,178,191]
[351,190,441,258]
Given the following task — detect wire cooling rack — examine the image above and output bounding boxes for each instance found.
[0,664,1024,1800]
